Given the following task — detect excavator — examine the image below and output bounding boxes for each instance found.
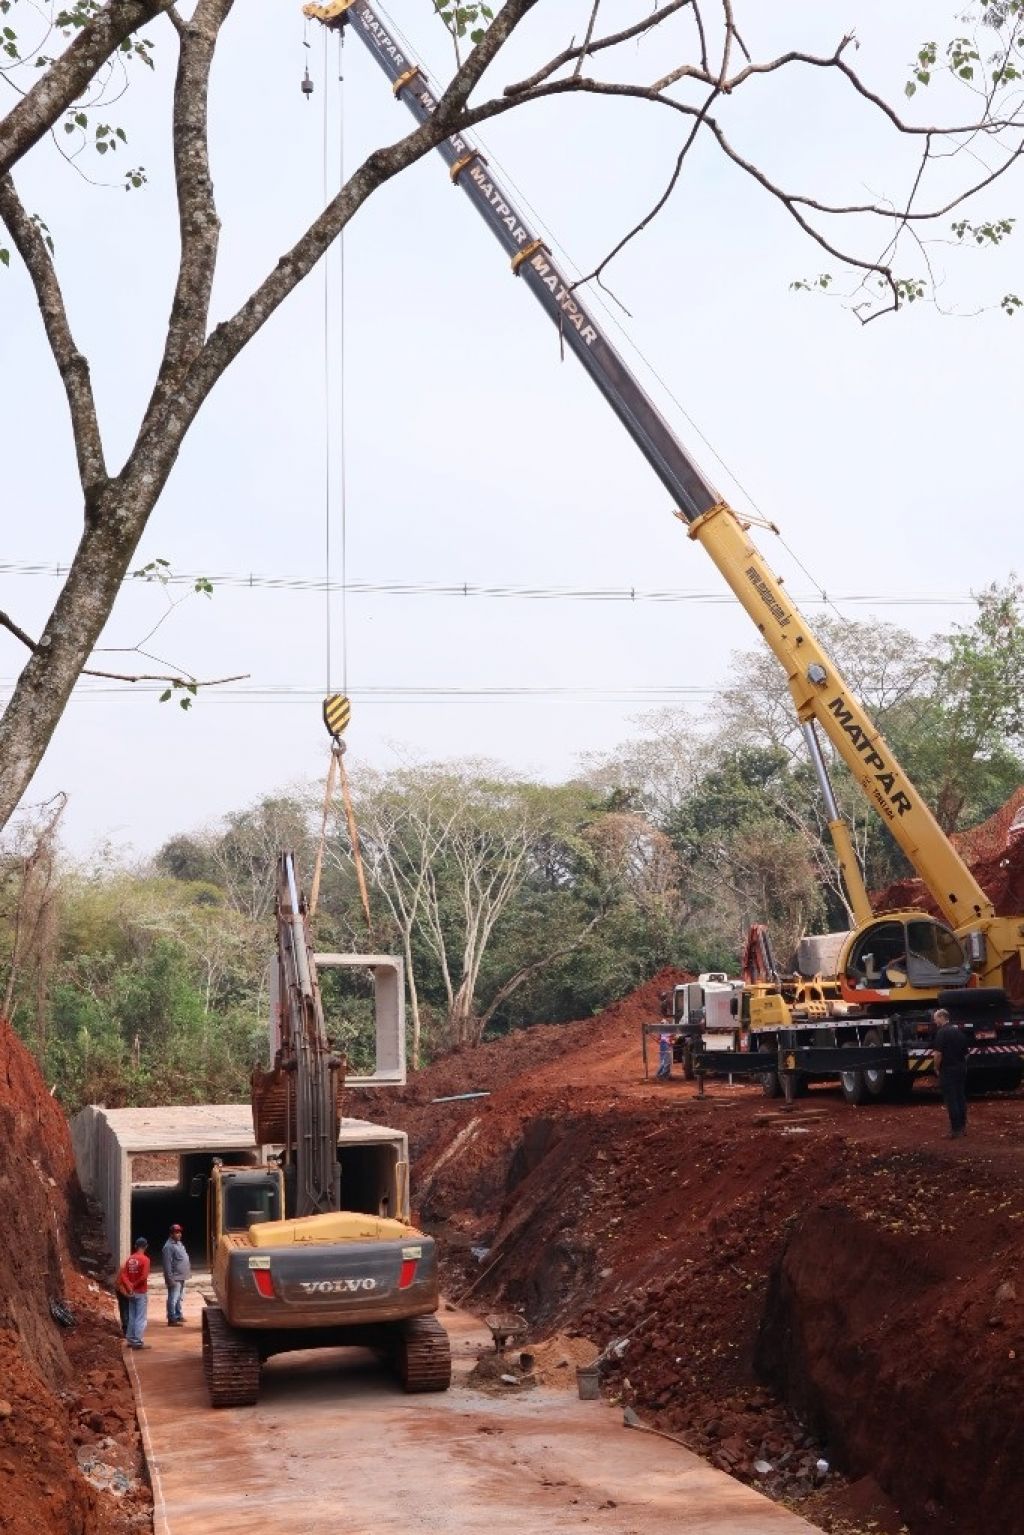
[304,0,1024,1105]
[201,852,451,1405]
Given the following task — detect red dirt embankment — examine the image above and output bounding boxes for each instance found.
[364,971,1024,1535]
[0,1019,149,1535]
[875,785,1024,918]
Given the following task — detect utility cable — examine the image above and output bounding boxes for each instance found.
[0,560,975,608]
[322,22,333,694]
[337,24,349,695]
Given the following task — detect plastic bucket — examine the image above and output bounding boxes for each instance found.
[576,1365,600,1400]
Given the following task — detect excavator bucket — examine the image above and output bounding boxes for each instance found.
[250,1063,343,1147]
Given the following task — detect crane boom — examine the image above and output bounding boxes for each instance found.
[306,0,1023,976]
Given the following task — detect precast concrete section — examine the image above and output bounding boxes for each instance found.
[71,1104,410,1264]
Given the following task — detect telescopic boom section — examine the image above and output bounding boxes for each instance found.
[276,853,340,1215]
[306,1,1002,944]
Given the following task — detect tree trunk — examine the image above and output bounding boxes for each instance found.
[0,465,177,829]
[403,928,422,1071]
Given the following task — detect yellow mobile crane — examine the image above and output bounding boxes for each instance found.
[305,0,1024,1103]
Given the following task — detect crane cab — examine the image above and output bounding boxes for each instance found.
[839,911,971,1006]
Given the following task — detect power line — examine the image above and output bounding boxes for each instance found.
[0,679,718,704]
[0,560,977,609]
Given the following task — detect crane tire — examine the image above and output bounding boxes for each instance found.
[862,1028,888,1099]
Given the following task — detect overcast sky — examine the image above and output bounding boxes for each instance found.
[2,0,1021,858]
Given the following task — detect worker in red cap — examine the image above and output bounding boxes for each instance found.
[161,1223,191,1326]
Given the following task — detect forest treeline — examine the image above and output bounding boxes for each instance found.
[2,584,1022,1109]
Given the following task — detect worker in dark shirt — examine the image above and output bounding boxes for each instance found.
[932,1006,969,1139]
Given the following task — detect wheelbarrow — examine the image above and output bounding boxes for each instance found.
[483,1311,528,1355]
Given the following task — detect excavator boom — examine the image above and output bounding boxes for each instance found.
[252,853,341,1215]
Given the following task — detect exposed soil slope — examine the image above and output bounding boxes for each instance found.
[0,1019,149,1535]
[360,975,1024,1535]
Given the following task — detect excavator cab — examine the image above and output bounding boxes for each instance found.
[207,1163,285,1252]
[840,912,971,1004]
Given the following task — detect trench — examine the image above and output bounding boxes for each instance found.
[430,1111,1024,1535]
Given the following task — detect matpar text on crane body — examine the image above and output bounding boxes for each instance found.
[348,2,599,347]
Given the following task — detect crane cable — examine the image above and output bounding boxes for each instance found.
[309,29,371,934]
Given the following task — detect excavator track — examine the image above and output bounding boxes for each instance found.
[392,1315,452,1393]
[202,1305,261,1408]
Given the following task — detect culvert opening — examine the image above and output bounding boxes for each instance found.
[131,1149,257,1267]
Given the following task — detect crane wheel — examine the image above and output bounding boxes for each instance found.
[861,1029,888,1099]
[759,1069,782,1099]
[392,1315,452,1393]
[202,1306,261,1408]
[839,1051,869,1107]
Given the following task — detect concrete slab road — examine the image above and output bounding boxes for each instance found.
[127,1294,818,1535]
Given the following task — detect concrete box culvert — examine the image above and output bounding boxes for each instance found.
[71,1104,410,1266]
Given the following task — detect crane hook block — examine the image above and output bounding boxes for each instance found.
[323,693,352,741]
[301,65,314,97]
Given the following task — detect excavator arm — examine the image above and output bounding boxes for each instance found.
[252,853,342,1215]
[306,0,1024,987]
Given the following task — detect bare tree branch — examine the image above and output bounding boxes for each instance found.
[571,84,721,292]
[0,605,246,689]
[0,609,37,652]
[0,174,106,500]
[0,0,172,177]
[573,1,603,81]
[505,0,692,96]
[155,0,234,388]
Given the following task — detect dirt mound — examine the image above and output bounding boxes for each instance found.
[874,788,1024,918]
[348,967,692,1222]
[952,785,1024,864]
[0,1019,148,1535]
[528,1332,599,1389]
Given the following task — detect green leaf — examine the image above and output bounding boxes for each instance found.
[0,248,9,268]
[159,688,172,703]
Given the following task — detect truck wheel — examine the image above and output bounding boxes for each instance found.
[839,1058,868,1106]
[862,1029,888,1100]
[682,1042,695,1082]
[202,1306,261,1408]
[759,1070,782,1099]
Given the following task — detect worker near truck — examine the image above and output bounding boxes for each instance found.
[161,1224,191,1326]
[117,1237,151,1349]
[932,1007,969,1139]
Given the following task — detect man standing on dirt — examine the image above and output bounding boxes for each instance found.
[932,1007,968,1139]
[118,1237,151,1349]
[162,1224,191,1326]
